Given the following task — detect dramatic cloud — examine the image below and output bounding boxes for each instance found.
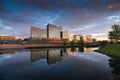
[0,0,120,40]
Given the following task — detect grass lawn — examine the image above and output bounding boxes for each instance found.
[97,44,120,57]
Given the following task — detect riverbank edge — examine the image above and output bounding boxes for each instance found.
[94,49,120,58]
[94,44,120,58]
[0,44,99,50]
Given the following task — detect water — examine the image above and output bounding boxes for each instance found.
[0,47,119,80]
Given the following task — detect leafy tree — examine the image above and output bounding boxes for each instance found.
[108,25,120,43]
[77,39,84,46]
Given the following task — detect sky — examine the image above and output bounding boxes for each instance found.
[0,0,120,40]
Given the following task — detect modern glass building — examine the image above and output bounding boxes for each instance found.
[60,31,69,39]
[47,24,62,39]
[31,26,47,39]
[86,35,93,42]
[30,24,69,42]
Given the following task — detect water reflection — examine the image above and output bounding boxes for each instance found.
[30,49,67,64]
[64,47,84,54]
[0,51,15,54]
[30,47,85,64]
[0,47,119,80]
[84,47,93,52]
[108,58,120,75]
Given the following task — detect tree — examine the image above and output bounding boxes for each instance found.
[77,39,84,46]
[108,25,120,43]
[70,41,74,46]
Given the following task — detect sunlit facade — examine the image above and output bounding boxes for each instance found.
[86,35,93,42]
[73,35,80,41]
[61,30,69,39]
[31,26,47,39]
[30,24,69,42]
[68,33,74,41]
[0,36,16,40]
[47,24,62,39]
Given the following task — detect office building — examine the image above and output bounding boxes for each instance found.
[0,36,16,40]
[30,24,69,42]
[68,33,74,41]
[73,34,83,42]
[86,35,93,42]
[31,26,47,39]
[60,30,69,39]
[47,24,62,39]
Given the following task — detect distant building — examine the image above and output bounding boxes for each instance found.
[30,26,47,39]
[47,24,62,39]
[83,36,87,42]
[60,30,69,39]
[30,24,69,42]
[93,38,97,42]
[0,36,16,40]
[86,35,93,42]
[73,34,83,42]
[68,33,74,41]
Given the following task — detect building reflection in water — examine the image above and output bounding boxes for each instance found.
[30,49,68,65]
[0,51,16,54]
[64,47,84,54]
[84,47,93,52]
[31,50,47,62]
[47,49,62,64]
[30,48,85,65]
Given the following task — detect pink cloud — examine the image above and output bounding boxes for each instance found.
[84,13,90,17]
[108,3,120,9]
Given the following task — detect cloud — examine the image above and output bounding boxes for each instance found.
[0,20,12,30]
[106,14,120,24]
[0,0,120,40]
[108,3,120,9]
[84,13,90,17]
[92,33,106,37]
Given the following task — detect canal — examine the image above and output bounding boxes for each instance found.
[0,47,119,80]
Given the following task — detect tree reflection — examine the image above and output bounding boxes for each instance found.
[108,58,120,75]
[71,48,75,52]
[78,47,84,52]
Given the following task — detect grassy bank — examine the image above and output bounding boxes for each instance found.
[96,44,120,58]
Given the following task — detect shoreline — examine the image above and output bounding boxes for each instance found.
[94,50,120,58]
[0,44,99,50]
[94,44,120,58]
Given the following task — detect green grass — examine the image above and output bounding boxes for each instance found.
[97,44,120,57]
